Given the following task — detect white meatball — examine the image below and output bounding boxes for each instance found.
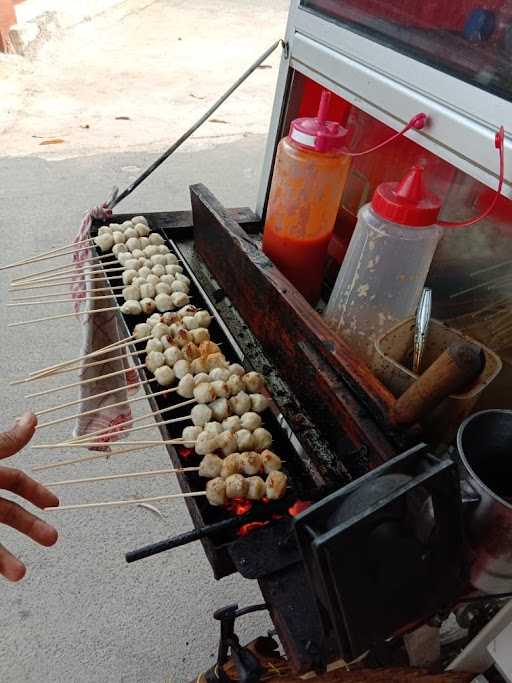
[253,428,273,451]
[122,269,138,286]
[94,233,114,253]
[190,357,209,375]
[126,237,141,252]
[211,380,229,399]
[122,285,140,301]
[132,277,146,288]
[138,266,151,279]
[161,311,180,326]
[147,313,162,328]
[171,280,189,294]
[152,264,166,278]
[124,227,138,239]
[220,453,240,478]
[209,368,230,382]
[210,398,230,422]
[144,245,159,258]
[116,249,130,262]
[240,412,262,432]
[146,351,165,374]
[135,223,151,237]
[146,274,160,286]
[182,343,200,362]
[175,273,191,286]
[225,474,248,499]
[166,264,183,275]
[154,365,175,387]
[157,245,170,254]
[191,405,213,428]
[174,359,191,380]
[171,292,190,308]
[243,372,265,393]
[178,304,197,317]
[226,374,244,396]
[182,425,202,448]
[112,231,125,244]
[150,254,167,267]
[199,454,223,479]
[163,252,178,265]
[98,226,112,236]
[146,338,163,353]
[229,391,251,416]
[194,310,213,328]
[155,293,173,313]
[266,471,288,500]
[239,451,262,476]
[155,282,172,295]
[139,237,150,249]
[139,283,156,300]
[176,373,195,399]
[120,300,142,315]
[131,215,148,226]
[228,363,245,377]
[164,346,183,366]
[124,258,139,271]
[193,382,215,404]
[133,323,151,340]
[206,478,226,506]
[236,429,255,452]
[204,421,223,436]
[190,328,210,344]
[206,353,229,372]
[246,476,266,501]
[261,450,282,474]
[222,415,242,433]
[140,297,156,315]
[121,220,134,230]
[160,334,174,350]
[192,372,209,387]
[218,431,238,457]
[250,394,270,413]
[152,322,170,339]
[148,233,165,245]
[160,274,175,286]
[132,250,145,260]
[182,315,199,331]
[174,329,194,348]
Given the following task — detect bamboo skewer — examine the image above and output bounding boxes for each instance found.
[32,413,192,449]
[45,490,205,512]
[39,439,194,449]
[45,466,199,487]
[10,285,125,301]
[11,254,116,284]
[25,354,142,396]
[8,294,120,307]
[8,276,123,292]
[36,396,196,430]
[0,238,94,271]
[31,349,140,380]
[8,305,120,327]
[32,443,156,472]
[10,265,126,287]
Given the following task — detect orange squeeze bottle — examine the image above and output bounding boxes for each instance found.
[262,91,351,304]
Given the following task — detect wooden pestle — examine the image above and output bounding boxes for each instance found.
[391,341,485,427]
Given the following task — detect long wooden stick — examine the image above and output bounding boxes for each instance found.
[45,466,199,487]
[0,238,94,271]
[45,490,205,512]
[7,294,120,306]
[40,439,193,449]
[31,349,140,380]
[25,353,142,396]
[12,260,119,286]
[11,265,126,287]
[32,413,192,449]
[8,306,120,327]
[8,276,123,292]
[32,443,156,472]
[12,254,116,284]
[36,396,196,430]
[10,285,125,301]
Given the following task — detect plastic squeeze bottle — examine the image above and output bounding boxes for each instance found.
[324,166,442,365]
[262,91,351,304]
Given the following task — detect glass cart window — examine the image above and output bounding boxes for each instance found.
[301,0,512,102]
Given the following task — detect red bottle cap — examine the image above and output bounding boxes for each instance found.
[289,90,348,154]
[372,166,441,227]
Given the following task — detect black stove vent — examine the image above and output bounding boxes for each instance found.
[293,444,468,661]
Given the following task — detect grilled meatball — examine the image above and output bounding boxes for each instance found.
[206,478,226,507]
[266,471,288,500]
[190,327,210,345]
[146,351,165,374]
[209,367,230,382]
[249,393,270,413]
[193,382,215,404]
[154,365,175,387]
[229,391,251,416]
[191,404,213,428]
[163,346,183,366]
[261,450,282,473]
[239,451,262,476]
[253,428,273,451]
[190,357,209,375]
[243,372,265,393]
[181,425,202,447]
[199,454,223,479]
[222,415,242,433]
[195,431,219,455]
[235,429,254,452]
[176,373,194,398]
[217,430,238,456]
[204,421,223,436]
[210,398,230,422]
[225,474,248,499]
[246,476,266,501]
[226,374,244,396]
[220,452,240,479]
[173,359,191,380]
[240,412,262,432]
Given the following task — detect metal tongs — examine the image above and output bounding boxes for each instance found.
[413,288,432,374]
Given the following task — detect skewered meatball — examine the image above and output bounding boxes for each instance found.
[150,254,167,267]
[146,273,160,286]
[209,367,230,382]
[226,374,244,396]
[174,329,193,348]
[164,346,183,366]
[132,250,145,260]
[190,357,209,375]
[122,269,138,286]
[152,264,166,278]
[113,244,128,258]
[124,228,138,239]
[120,300,142,315]
[240,412,262,432]
[193,372,210,386]
[195,431,219,455]
[249,394,270,413]
[160,335,176,350]
[140,298,156,315]
[266,471,288,500]
[126,237,142,252]
[253,428,273,451]
[146,338,163,353]
[236,429,255,452]
[220,453,240,479]
[171,280,189,294]
[152,322,170,339]
[191,405,213,428]
[239,451,262,476]
[154,365,175,386]
[193,382,215,404]
[146,351,165,374]
[175,273,191,286]
[125,258,140,271]
[144,245,159,258]
[174,359,191,380]
[194,310,213,327]
[94,233,114,252]
[171,291,190,308]
[160,274,175,286]
[112,231,125,244]
[182,315,199,331]
[229,391,251,416]
[146,313,162,327]
[121,220,134,229]
[133,323,151,340]
[261,450,282,473]
[228,363,245,377]
[217,430,237,456]
[211,380,229,399]
[131,215,148,226]
[140,283,156,299]
[246,476,266,501]
[168,265,184,275]
[243,372,265,393]
[182,425,202,447]
[225,474,248,499]
[190,328,210,345]
[98,226,112,236]
[176,373,194,398]
[138,267,152,280]
[206,478,226,507]
[199,454,223,479]
[139,237,150,248]
[206,353,229,372]
[204,421,223,436]
[135,223,151,237]
[122,285,141,301]
[178,304,197,317]
[222,415,242,433]
[155,282,172,295]
[182,342,200,361]
[155,293,174,313]
[161,311,180,326]
[210,398,230,422]
[148,233,165,245]
[199,341,221,357]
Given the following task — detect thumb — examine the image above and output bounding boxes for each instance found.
[0,412,37,460]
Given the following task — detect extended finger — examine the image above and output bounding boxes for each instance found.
[0,497,58,547]
[0,543,26,582]
[0,412,37,460]
[0,467,59,509]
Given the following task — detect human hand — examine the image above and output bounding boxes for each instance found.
[0,412,59,581]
